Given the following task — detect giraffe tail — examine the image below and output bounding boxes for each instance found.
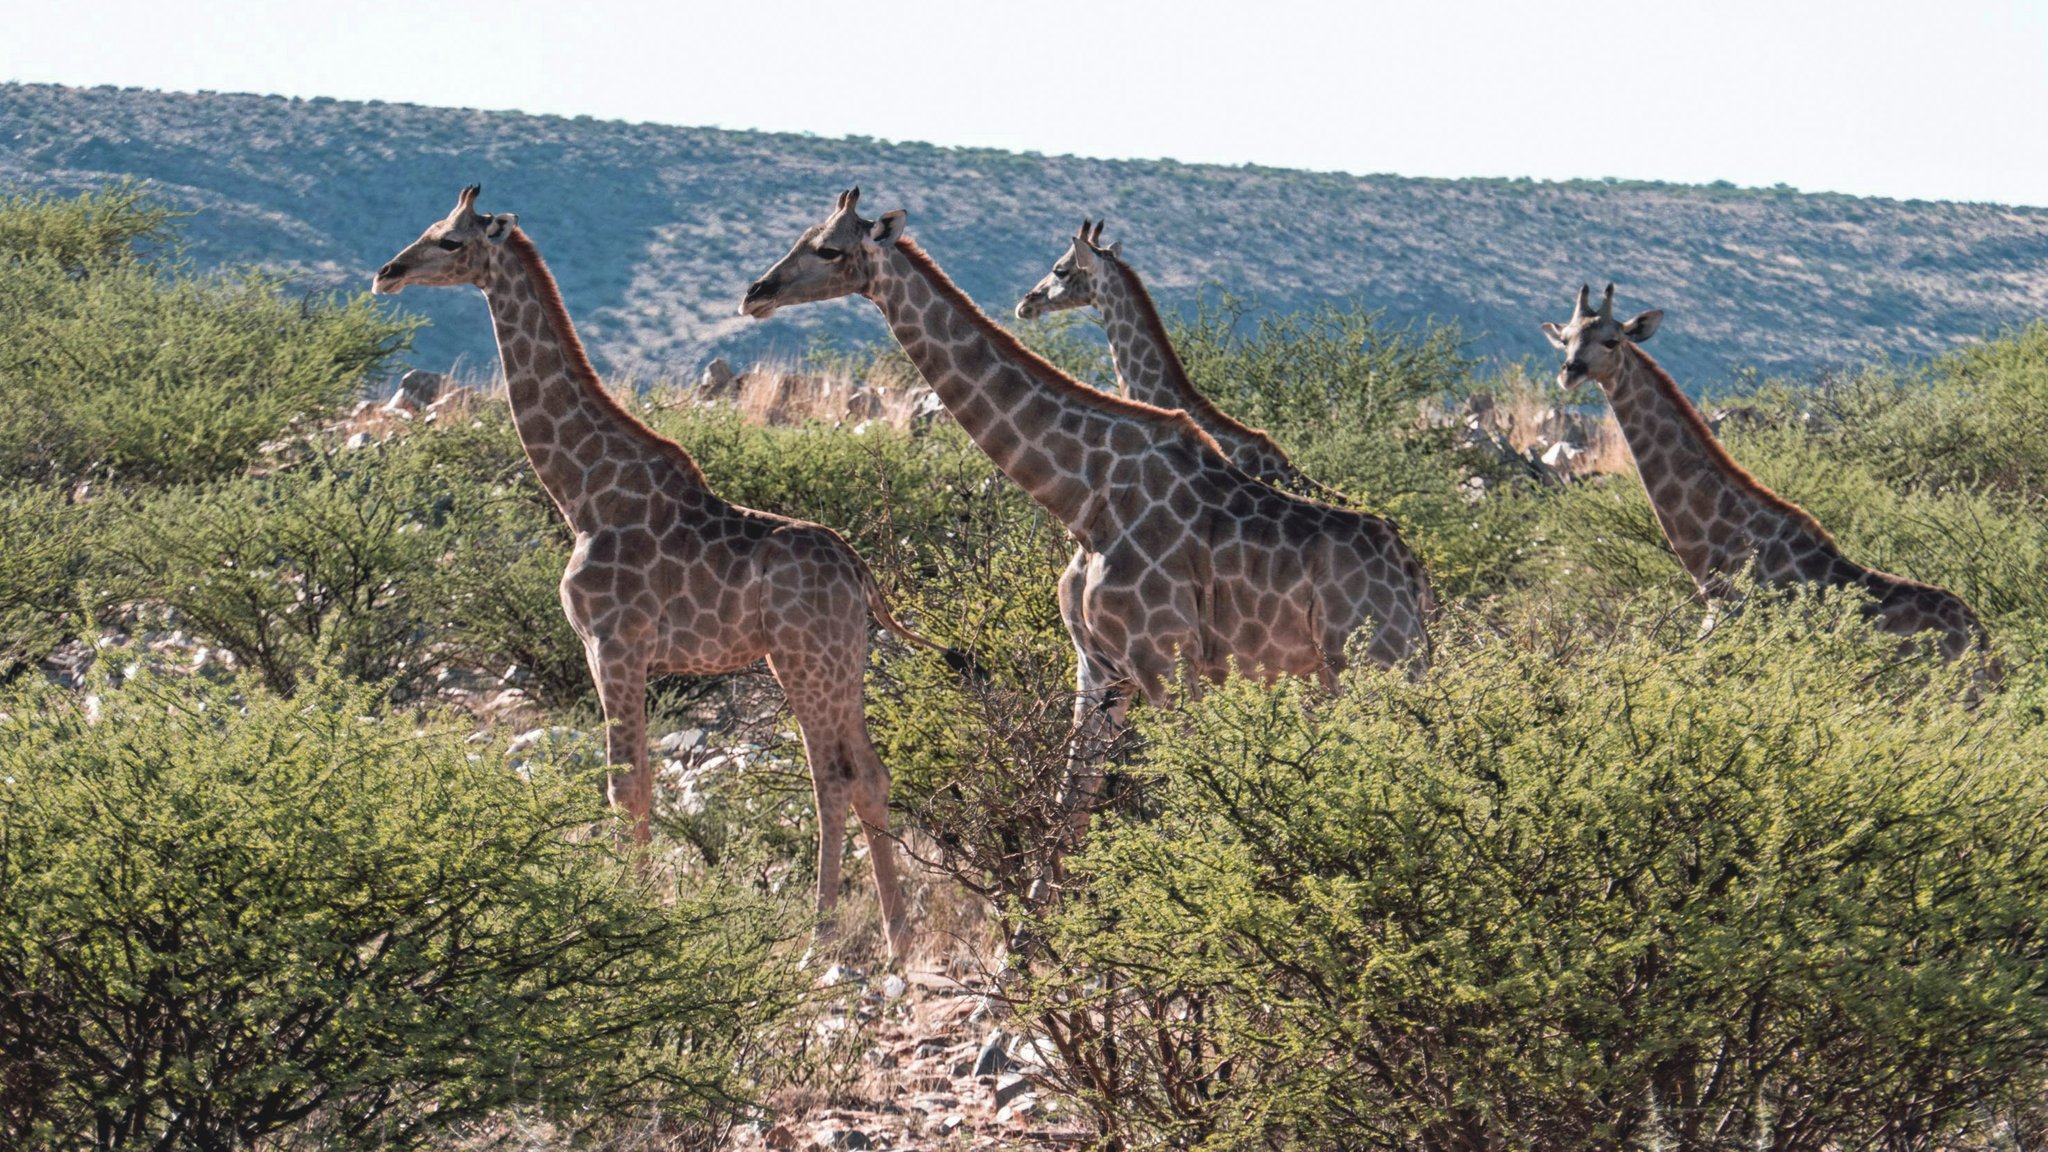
[861,571,989,683]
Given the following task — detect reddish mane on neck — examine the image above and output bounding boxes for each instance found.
[1625,342,1834,544]
[1102,254,1281,448]
[890,237,1226,453]
[502,228,708,485]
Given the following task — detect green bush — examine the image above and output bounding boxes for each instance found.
[106,442,453,696]
[0,672,801,1151]
[0,186,412,487]
[1028,597,2048,1151]
[1739,325,2048,501]
[385,410,592,709]
[1170,292,1471,443]
[0,484,103,676]
[0,182,173,271]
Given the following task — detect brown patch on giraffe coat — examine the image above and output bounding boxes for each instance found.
[1102,255,1292,463]
[893,239,1228,456]
[503,229,713,489]
[1626,345,1836,545]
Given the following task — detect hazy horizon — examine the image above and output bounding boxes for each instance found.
[4,0,2044,209]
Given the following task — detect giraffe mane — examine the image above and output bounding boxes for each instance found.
[1100,253,1289,456]
[1625,342,1835,546]
[891,237,1226,455]
[502,228,709,486]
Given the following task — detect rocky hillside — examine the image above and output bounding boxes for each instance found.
[4,81,2045,385]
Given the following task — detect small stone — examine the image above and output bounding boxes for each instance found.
[828,1129,869,1150]
[820,963,861,988]
[655,727,706,754]
[344,431,372,451]
[396,368,450,408]
[763,1122,800,1151]
[881,973,907,1000]
[972,1029,1010,1077]
[936,1115,962,1134]
[993,1072,1030,1107]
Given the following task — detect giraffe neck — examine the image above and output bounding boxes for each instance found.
[479,229,709,530]
[1092,255,1313,492]
[865,240,1211,532]
[1090,258,1202,412]
[1601,343,1836,589]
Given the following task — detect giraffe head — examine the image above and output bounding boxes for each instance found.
[371,184,519,295]
[1015,219,1120,320]
[1540,283,1664,391]
[739,188,907,318]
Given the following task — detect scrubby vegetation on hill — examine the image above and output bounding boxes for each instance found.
[5,188,2048,1150]
[4,82,2047,386]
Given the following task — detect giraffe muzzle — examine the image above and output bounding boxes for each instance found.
[372,261,407,294]
[739,277,781,318]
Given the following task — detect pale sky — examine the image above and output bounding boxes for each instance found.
[5,0,2047,206]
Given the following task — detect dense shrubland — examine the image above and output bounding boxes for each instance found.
[5,188,2048,1149]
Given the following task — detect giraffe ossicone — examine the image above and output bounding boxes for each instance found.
[744,188,1436,844]
[376,185,940,960]
[1541,283,1995,672]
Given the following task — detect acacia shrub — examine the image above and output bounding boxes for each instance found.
[0,184,411,487]
[1029,596,2048,1151]
[1169,292,1470,442]
[0,672,801,1151]
[0,485,101,677]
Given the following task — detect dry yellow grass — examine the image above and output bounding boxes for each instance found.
[1455,366,1632,480]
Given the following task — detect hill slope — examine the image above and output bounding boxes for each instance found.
[3,82,2045,385]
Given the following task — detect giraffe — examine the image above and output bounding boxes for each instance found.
[1016,219,1341,502]
[742,189,1434,836]
[374,185,940,959]
[1542,283,1994,668]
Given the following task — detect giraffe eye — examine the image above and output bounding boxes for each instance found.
[815,246,844,261]
[1601,338,1620,349]
[1053,265,1071,280]
[435,238,464,252]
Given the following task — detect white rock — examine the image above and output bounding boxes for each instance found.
[655,728,706,755]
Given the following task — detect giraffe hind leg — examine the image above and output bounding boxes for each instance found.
[771,651,909,963]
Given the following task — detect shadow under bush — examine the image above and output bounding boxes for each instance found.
[0,672,804,1151]
[1026,595,2048,1151]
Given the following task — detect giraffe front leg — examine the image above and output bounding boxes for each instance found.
[584,640,652,845]
[1059,651,1132,847]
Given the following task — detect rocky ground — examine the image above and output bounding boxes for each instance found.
[726,966,1087,1152]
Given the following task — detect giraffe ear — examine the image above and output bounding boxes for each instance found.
[1539,321,1569,350]
[868,209,907,246]
[483,213,518,244]
[1623,310,1663,343]
[1105,239,1123,258]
